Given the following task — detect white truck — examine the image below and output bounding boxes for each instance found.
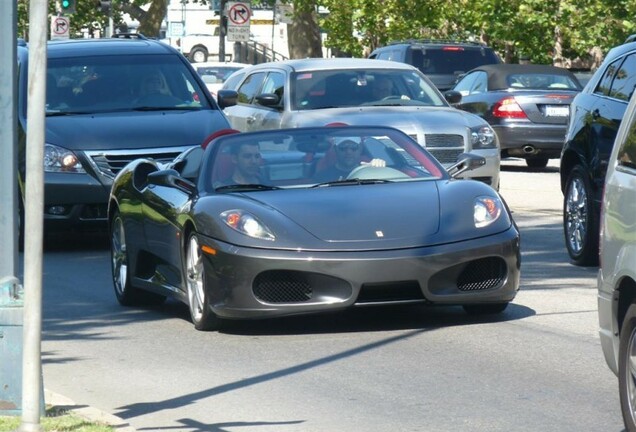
[174,31,229,63]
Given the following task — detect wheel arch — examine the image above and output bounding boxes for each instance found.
[559,149,582,192]
[617,277,636,336]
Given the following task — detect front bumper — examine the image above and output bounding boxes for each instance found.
[199,226,521,319]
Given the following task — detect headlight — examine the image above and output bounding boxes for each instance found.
[220,210,275,241]
[44,144,85,173]
[474,196,502,228]
[470,125,496,149]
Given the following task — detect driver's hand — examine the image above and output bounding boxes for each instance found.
[361,158,386,168]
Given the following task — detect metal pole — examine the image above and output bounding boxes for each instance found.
[20,0,47,429]
[219,0,226,61]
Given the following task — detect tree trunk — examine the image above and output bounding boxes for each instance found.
[122,0,167,38]
[287,6,322,59]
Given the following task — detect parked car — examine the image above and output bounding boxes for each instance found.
[597,84,636,432]
[16,34,234,240]
[452,64,582,168]
[193,61,249,99]
[369,39,503,91]
[560,37,636,266]
[108,125,521,331]
[218,58,501,189]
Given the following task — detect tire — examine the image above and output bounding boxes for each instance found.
[110,210,166,306]
[185,233,220,331]
[190,47,208,63]
[619,304,636,431]
[463,302,509,315]
[563,166,599,266]
[525,156,549,168]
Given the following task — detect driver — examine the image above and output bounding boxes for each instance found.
[139,71,171,98]
[372,76,394,100]
[314,139,386,182]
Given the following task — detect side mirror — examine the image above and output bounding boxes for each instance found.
[255,93,281,107]
[148,169,196,195]
[447,153,486,178]
[444,90,462,105]
[217,89,238,109]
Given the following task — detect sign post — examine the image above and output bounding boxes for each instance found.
[227,1,251,43]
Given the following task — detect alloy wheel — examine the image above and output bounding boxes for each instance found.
[111,215,128,297]
[564,176,587,256]
[625,327,636,426]
[186,235,205,323]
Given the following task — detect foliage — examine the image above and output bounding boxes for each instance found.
[15,0,636,66]
[0,406,115,432]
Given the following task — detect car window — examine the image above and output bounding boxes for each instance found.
[44,54,211,114]
[506,73,579,90]
[595,57,623,97]
[453,71,479,95]
[374,49,401,61]
[222,70,246,91]
[237,71,267,104]
[417,48,500,75]
[609,54,636,101]
[260,71,285,106]
[617,111,636,170]
[291,69,446,110]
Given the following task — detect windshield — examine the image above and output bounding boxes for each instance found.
[290,69,447,110]
[44,54,211,114]
[200,126,447,193]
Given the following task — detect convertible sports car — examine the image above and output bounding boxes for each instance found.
[108,125,521,331]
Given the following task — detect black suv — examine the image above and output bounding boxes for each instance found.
[560,37,636,266]
[369,39,502,91]
[16,35,233,238]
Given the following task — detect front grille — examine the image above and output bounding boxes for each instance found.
[457,257,506,291]
[85,146,192,179]
[424,134,464,164]
[356,281,425,303]
[254,271,313,303]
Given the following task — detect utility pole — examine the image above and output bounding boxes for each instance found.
[219,0,226,61]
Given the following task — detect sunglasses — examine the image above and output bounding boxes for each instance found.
[336,143,361,152]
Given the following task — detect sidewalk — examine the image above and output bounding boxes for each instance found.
[45,389,136,432]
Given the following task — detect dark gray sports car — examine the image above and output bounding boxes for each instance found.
[108,125,521,331]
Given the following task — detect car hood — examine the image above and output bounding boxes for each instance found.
[287,106,485,131]
[45,110,229,150]
[198,180,508,251]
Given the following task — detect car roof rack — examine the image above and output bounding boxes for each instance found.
[112,33,148,40]
[386,39,486,47]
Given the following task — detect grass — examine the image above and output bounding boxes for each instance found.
[0,406,116,432]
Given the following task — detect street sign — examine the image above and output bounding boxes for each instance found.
[50,16,70,40]
[227,1,250,42]
[169,21,185,37]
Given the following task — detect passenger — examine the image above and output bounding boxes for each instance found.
[218,142,263,186]
[138,71,171,97]
[372,76,394,100]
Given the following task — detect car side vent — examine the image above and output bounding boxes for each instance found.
[457,257,506,291]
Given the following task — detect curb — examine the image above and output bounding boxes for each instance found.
[44,389,136,431]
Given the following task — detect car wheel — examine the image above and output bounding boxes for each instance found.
[525,157,549,168]
[190,47,208,63]
[463,302,509,315]
[185,233,220,331]
[110,211,166,306]
[563,166,599,266]
[619,304,636,431]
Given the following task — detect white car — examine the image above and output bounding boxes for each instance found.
[218,58,501,188]
[194,61,250,99]
[597,90,636,429]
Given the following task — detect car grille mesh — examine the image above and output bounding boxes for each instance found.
[254,271,313,303]
[85,148,187,179]
[457,257,506,291]
[425,134,464,164]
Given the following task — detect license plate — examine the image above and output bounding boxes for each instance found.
[544,105,569,117]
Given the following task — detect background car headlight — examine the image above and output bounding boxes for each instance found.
[44,143,85,173]
[474,196,502,228]
[470,125,496,149]
[220,210,275,241]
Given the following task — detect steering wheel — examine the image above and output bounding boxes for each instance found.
[381,95,403,101]
[346,165,408,180]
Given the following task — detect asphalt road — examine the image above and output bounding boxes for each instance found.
[35,158,625,432]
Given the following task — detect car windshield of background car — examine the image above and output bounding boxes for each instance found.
[202,127,445,192]
[415,48,501,75]
[44,54,212,115]
[291,69,445,111]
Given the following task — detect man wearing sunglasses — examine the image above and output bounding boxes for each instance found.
[314,139,386,182]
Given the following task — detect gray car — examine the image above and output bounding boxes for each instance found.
[598,83,636,431]
[219,58,501,189]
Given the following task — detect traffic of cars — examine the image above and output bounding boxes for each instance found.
[218,58,501,189]
[452,63,582,168]
[108,125,520,331]
[193,61,249,99]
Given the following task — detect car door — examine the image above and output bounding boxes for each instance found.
[223,71,267,131]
